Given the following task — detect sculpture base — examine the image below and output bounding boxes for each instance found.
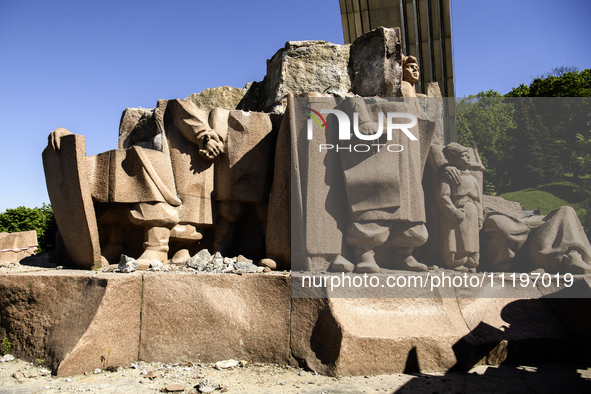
[0,270,589,376]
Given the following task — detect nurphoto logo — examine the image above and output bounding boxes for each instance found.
[304,106,419,153]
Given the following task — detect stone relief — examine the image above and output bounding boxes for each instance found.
[42,26,591,275]
[437,142,483,272]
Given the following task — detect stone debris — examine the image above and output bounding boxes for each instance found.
[12,371,24,381]
[2,357,589,393]
[93,368,101,374]
[197,377,218,393]
[145,370,157,379]
[1,354,15,362]
[215,359,239,369]
[259,258,277,270]
[150,261,163,271]
[186,249,265,274]
[165,383,185,392]
[118,255,138,273]
[186,249,212,270]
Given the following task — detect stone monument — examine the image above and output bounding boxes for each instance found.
[437,142,483,271]
[21,25,591,379]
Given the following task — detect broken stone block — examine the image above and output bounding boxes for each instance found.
[0,230,37,263]
[348,27,402,97]
[260,41,351,113]
[186,86,247,112]
[186,249,212,270]
[118,107,162,151]
[118,255,138,273]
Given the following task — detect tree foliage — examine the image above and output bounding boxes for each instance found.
[0,204,56,253]
[457,67,591,194]
[456,90,516,193]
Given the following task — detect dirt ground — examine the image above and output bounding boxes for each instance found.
[2,256,591,393]
[1,358,591,394]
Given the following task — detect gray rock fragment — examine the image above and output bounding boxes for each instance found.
[197,377,218,393]
[186,249,212,270]
[118,255,138,273]
[0,354,14,362]
[215,359,239,369]
[187,249,264,274]
[210,252,224,271]
[235,261,264,273]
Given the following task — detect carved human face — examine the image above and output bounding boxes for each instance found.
[403,62,419,84]
[454,151,471,170]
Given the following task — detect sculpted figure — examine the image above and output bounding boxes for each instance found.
[330,55,439,273]
[437,143,483,271]
[129,99,276,265]
[116,98,225,266]
[401,55,424,98]
[481,207,591,274]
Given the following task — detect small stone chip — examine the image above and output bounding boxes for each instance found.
[198,377,218,393]
[216,359,239,369]
[145,371,157,379]
[165,383,185,392]
[0,354,14,362]
[12,371,24,381]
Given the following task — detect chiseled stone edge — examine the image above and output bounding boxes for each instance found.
[0,271,588,376]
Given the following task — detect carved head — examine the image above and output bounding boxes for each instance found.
[402,55,420,85]
[443,142,471,169]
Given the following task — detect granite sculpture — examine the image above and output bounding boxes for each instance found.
[41,26,591,276]
[481,206,591,274]
[437,142,483,271]
[322,28,442,273]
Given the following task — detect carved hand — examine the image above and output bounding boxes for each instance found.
[443,166,463,186]
[358,121,379,136]
[199,137,224,160]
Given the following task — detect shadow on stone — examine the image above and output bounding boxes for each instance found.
[403,347,420,374]
[310,308,342,366]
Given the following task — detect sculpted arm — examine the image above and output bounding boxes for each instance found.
[171,99,224,159]
[438,180,464,222]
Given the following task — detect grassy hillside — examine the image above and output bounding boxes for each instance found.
[499,181,591,234]
[499,189,570,215]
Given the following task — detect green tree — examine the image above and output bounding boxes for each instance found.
[508,99,562,188]
[506,68,591,181]
[456,90,516,193]
[0,204,56,253]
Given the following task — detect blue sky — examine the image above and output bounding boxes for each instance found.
[0,0,590,211]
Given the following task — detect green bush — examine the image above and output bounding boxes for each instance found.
[0,204,56,253]
[1,337,11,355]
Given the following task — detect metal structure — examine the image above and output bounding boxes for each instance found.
[339,0,456,141]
